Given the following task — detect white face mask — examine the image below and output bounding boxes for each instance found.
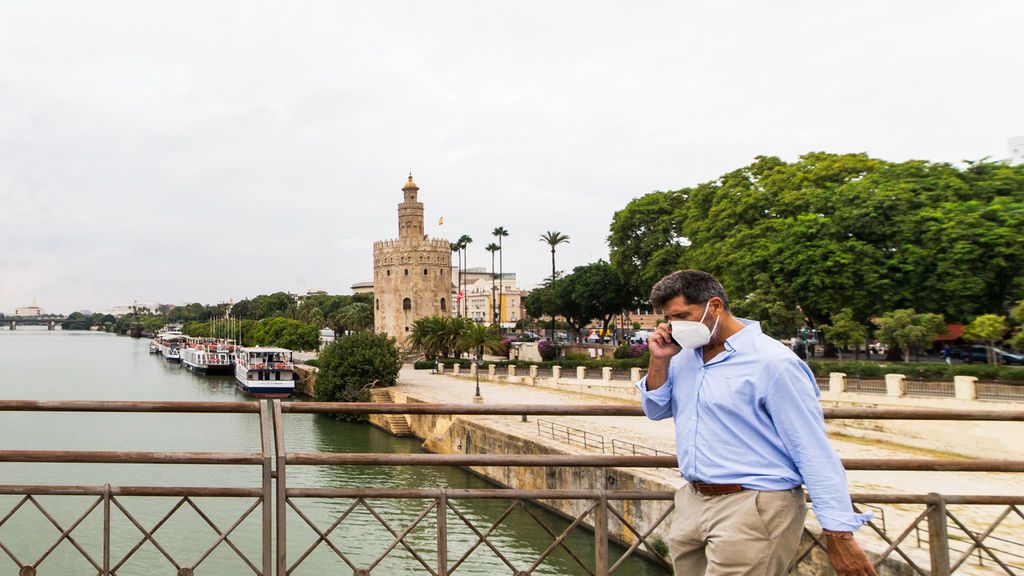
[670,302,720,349]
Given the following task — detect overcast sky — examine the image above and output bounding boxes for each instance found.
[1,1,1021,314]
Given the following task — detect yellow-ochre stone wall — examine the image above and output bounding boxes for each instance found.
[373,176,452,349]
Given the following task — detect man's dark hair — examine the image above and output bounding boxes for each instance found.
[649,270,730,311]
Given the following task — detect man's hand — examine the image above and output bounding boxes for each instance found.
[825,534,877,576]
[643,322,681,392]
[648,322,681,359]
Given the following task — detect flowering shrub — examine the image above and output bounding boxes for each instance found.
[538,339,559,361]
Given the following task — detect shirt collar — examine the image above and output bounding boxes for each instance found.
[724,318,762,352]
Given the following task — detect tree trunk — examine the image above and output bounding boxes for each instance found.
[498,238,503,327]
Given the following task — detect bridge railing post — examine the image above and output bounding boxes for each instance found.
[273,400,287,576]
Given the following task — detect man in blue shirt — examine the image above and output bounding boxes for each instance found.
[637,270,876,576]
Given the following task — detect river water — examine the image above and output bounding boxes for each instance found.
[0,328,667,575]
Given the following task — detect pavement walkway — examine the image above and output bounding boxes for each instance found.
[395,366,1024,574]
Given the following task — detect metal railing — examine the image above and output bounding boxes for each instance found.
[536,418,606,452]
[846,377,888,394]
[905,379,957,398]
[0,401,1022,575]
[978,382,1024,401]
[610,439,674,458]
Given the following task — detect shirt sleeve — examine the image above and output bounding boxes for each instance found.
[635,361,674,421]
[765,360,872,532]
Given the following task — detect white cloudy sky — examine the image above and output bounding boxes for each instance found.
[1,1,1021,313]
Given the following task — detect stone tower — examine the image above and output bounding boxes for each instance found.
[373,175,453,348]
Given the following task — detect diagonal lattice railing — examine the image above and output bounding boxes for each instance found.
[0,399,1021,574]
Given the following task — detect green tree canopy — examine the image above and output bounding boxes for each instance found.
[963,314,1008,364]
[875,309,946,362]
[820,309,868,360]
[608,154,1024,327]
[315,332,401,404]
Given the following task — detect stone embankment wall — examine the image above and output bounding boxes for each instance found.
[370,389,675,563]
[292,364,317,397]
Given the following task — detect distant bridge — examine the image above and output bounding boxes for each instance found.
[2,315,66,330]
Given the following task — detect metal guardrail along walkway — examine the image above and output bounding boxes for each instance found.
[0,400,1021,575]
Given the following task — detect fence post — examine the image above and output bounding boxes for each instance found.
[436,362,444,374]
[507,365,517,378]
[488,364,496,378]
[552,365,562,381]
[829,372,847,394]
[630,367,642,382]
[577,366,587,380]
[103,484,110,575]
[437,490,448,576]
[885,373,907,397]
[595,492,609,576]
[927,493,951,576]
[954,376,978,401]
[601,367,612,382]
[273,400,287,576]
[453,364,461,375]
[529,365,539,378]
[469,362,478,376]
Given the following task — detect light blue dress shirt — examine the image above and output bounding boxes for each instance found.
[636,319,871,532]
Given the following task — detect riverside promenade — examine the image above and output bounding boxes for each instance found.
[392,365,1024,575]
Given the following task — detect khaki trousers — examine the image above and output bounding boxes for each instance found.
[668,484,807,576]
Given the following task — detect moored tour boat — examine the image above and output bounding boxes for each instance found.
[181,337,235,375]
[156,332,184,362]
[234,347,295,397]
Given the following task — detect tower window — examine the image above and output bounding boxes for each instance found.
[440,298,447,311]
[387,270,391,276]
[423,269,428,275]
[404,269,409,276]
[403,298,411,310]
[376,299,379,310]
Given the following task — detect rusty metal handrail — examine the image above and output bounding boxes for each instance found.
[1,399,1023,575]
[2,400,1024,421]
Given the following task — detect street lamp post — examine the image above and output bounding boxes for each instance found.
[473,359,484,403]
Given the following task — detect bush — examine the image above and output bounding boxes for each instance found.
[805,359,1024,382]
[315,332,402,405]
[538,340,559,361]
[303,358,320,368]
[613,344,632,359]
[413,360,436,370]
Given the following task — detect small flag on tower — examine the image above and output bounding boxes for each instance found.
[438,216,444,225]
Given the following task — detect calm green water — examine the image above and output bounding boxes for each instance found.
[0,328,667,575]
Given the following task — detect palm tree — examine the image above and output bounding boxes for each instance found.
[457,234,473,318]
[450,242,461,317]
[458,322,505,361]
[338,303,373,333]
[492,226,509,327]
[485,243,500,325]
[539,231,570,340]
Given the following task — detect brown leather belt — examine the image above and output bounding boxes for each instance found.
[691,482,745,496]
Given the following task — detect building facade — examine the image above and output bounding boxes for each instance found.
[14,304,43,317]
[372,176,452,347]
[462,274,524,327]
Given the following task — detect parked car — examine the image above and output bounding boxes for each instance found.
[955,345,1024,365]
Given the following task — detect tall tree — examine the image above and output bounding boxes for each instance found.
[492,226,509,325]
[820,309,868,360]
[963,314,1008,365]
[539,231,570,339]
[450,242,461,317]
[567,261,632,344]
[457,234,473,318]
[607,153,1024,326]
[875,309,946,362]
[485,243,501,325]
